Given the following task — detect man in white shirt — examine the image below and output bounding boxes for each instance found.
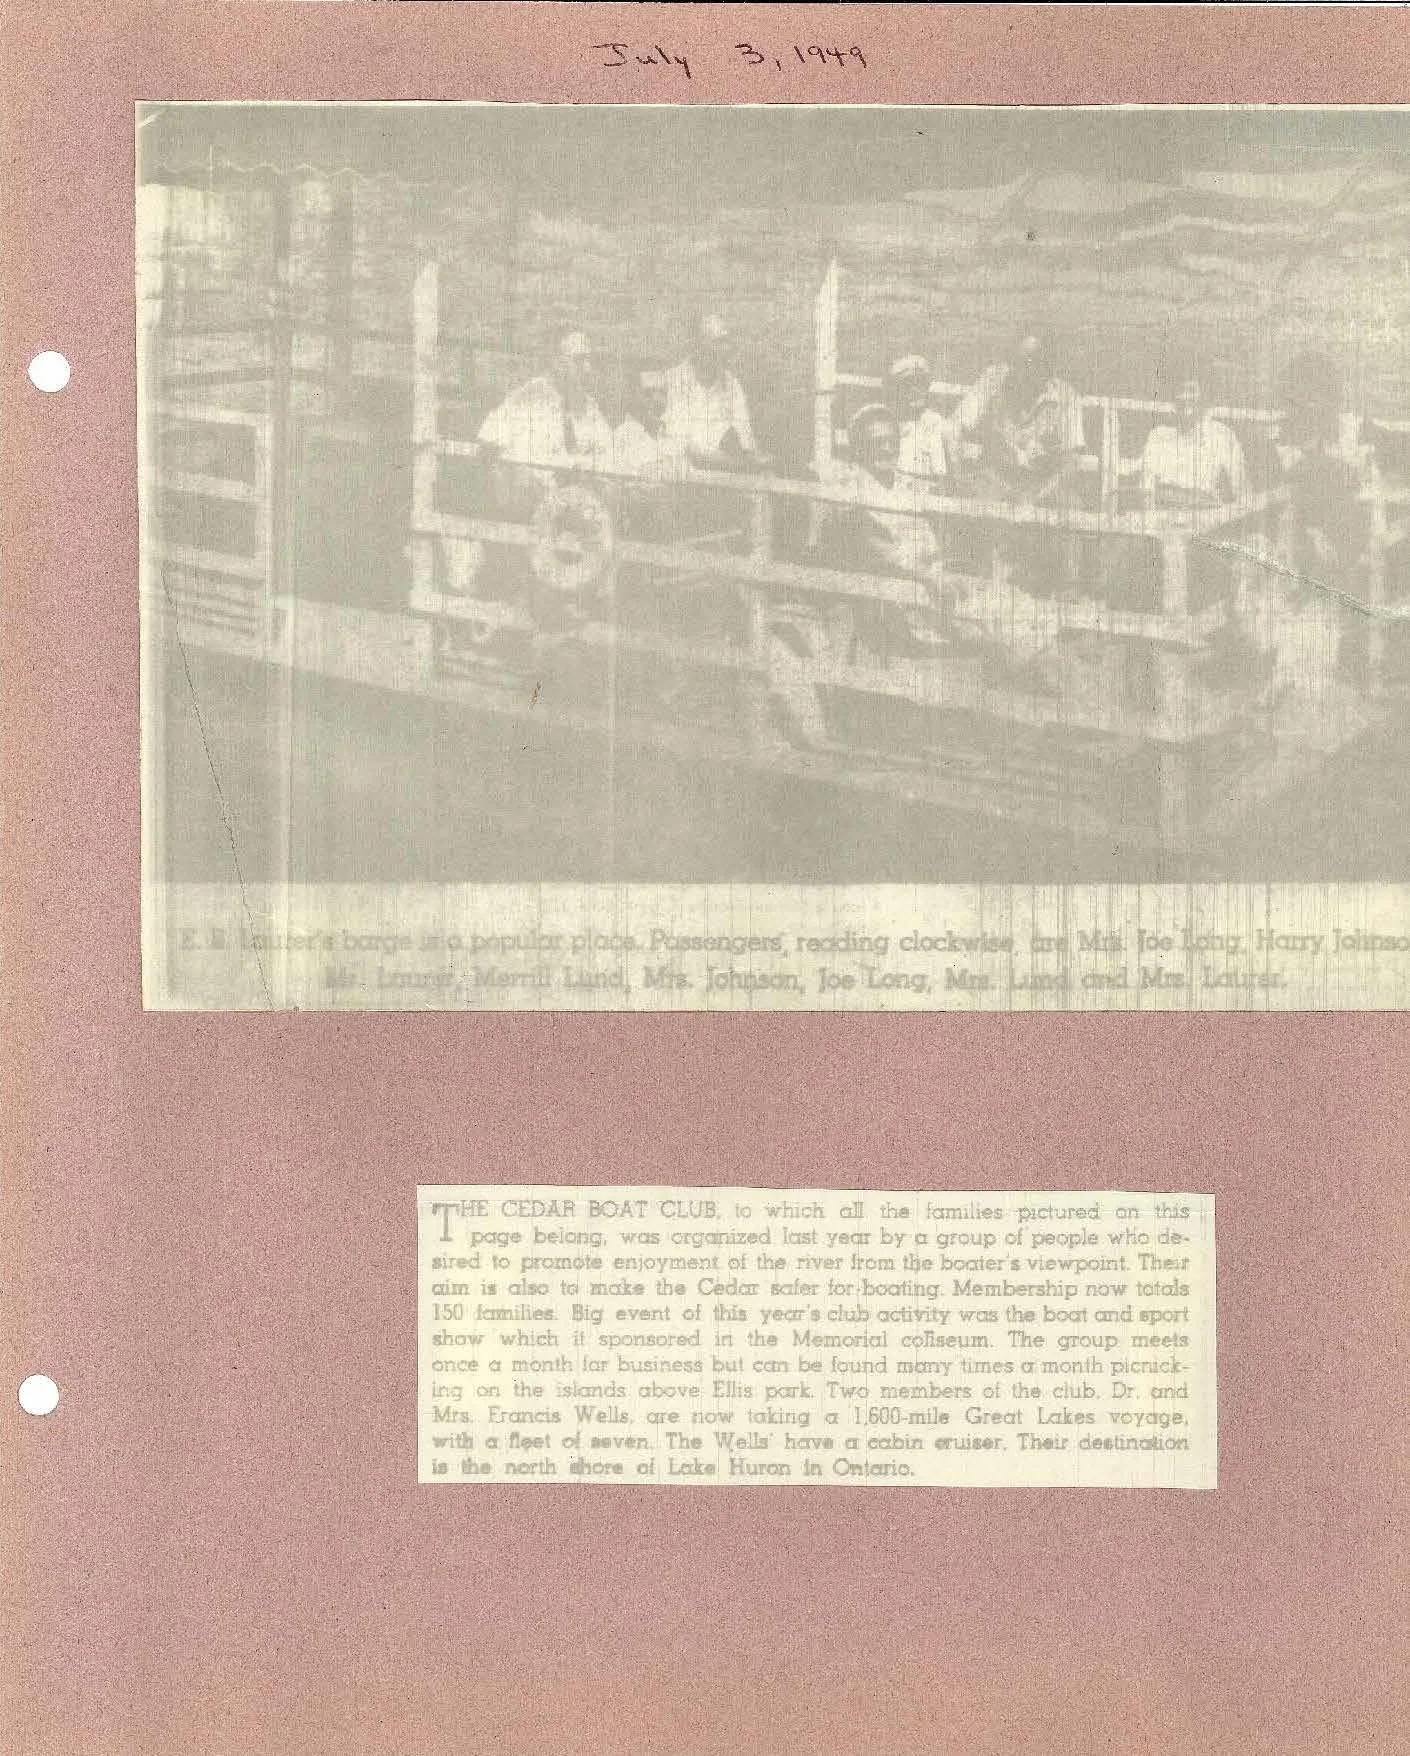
[765,404,948,746]
[886,355,951,488]
[609,369,692,481]
[1139,379,1248,511]
[477,329,615,469]
[820,404,942,581]
[660,313,760,469]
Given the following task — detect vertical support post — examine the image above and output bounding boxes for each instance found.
[810,258,840,548]
[602,550,619,882]
[268,173,295,614]
[1366,466,1388,699]
[268,170,297,1004]
[1155,527,1193,849]
[257,411,277,647]
[742,587,774,756]
[749,488,773,564]
[1160,528,1189,618]
[813,257,840,479]
[327,181,356,414]
[991,517,1010,592]
[410,257,440,606]
[1099,397,1120,520]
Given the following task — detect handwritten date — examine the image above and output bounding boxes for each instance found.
[592,42,692,80]
[737,43,868,71]
[590,42,869,80]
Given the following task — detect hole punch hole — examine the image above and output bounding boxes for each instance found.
[18,1374,60,1416]
[27,352,71,393]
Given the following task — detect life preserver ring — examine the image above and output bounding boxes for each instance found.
[529,484,614,595]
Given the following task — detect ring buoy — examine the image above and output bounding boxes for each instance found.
[529,484,614,595]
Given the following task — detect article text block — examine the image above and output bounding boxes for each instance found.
[418,1186,1216,1488]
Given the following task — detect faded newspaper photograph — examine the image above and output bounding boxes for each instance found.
[139,105,1410,1009]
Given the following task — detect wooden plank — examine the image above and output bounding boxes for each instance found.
[156,401,267,429]
[834,372,1285,426]
[410,515,1227,646]
[151,470,261,503]
[157,542,266,580]
[163,570,268,610]
[417,437,1280,536]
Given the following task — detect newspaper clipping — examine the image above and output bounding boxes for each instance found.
[418,1186,1217,1488]
[140,104,1410,1009]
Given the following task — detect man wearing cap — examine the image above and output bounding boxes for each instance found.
[820,404,943,581]
[765,401,936,746]
[660,313,760,469]
[477,329,615,469]
[886,355,951,487]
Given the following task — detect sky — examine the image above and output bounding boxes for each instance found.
[139,104,1410,208]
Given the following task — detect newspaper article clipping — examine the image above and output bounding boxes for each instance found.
[140,104,1410,1010]
[418,1187,1217,1488]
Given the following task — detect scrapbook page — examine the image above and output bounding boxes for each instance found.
[3,8,1405,1756]
[140,97,1410,1009]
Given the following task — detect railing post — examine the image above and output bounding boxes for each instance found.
[1100,397,1120,519]
[410,258,440,603]
[1160,528,1189,618]
[749,487,773,564]
[742,585,775,755]
[810,258,839,548]
[813,258,839,480]
[1366,469,1388,698]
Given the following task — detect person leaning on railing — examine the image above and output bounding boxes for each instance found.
[1273,352,1378,583]
[660,313,767,473]
[885,355,953,490]
[758,404,950,746]
[951,333,1087,505]
[1236,352,1381,715]
[469,330,618,606]
[814,405,943,584]
[1086,374,1255,612]
[948,333,1090,594]
[1130,378,1250,515]
[475,329,616,474]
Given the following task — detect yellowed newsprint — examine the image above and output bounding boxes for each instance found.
[141,104,1410,1012]
[418,1186,1217,1488]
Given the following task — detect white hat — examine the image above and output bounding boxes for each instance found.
[888,354,931,381]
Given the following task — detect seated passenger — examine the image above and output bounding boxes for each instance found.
[885,355,951,487]
[818,404,942,581]
[1274,352,1374,577]
[611,367,702,480]
[1139,378,1249,512]
[610,369,677,477]
[661,313,762,470]
[477,329,615,469]
[953,333,1086,500]
[807,405,947,664]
